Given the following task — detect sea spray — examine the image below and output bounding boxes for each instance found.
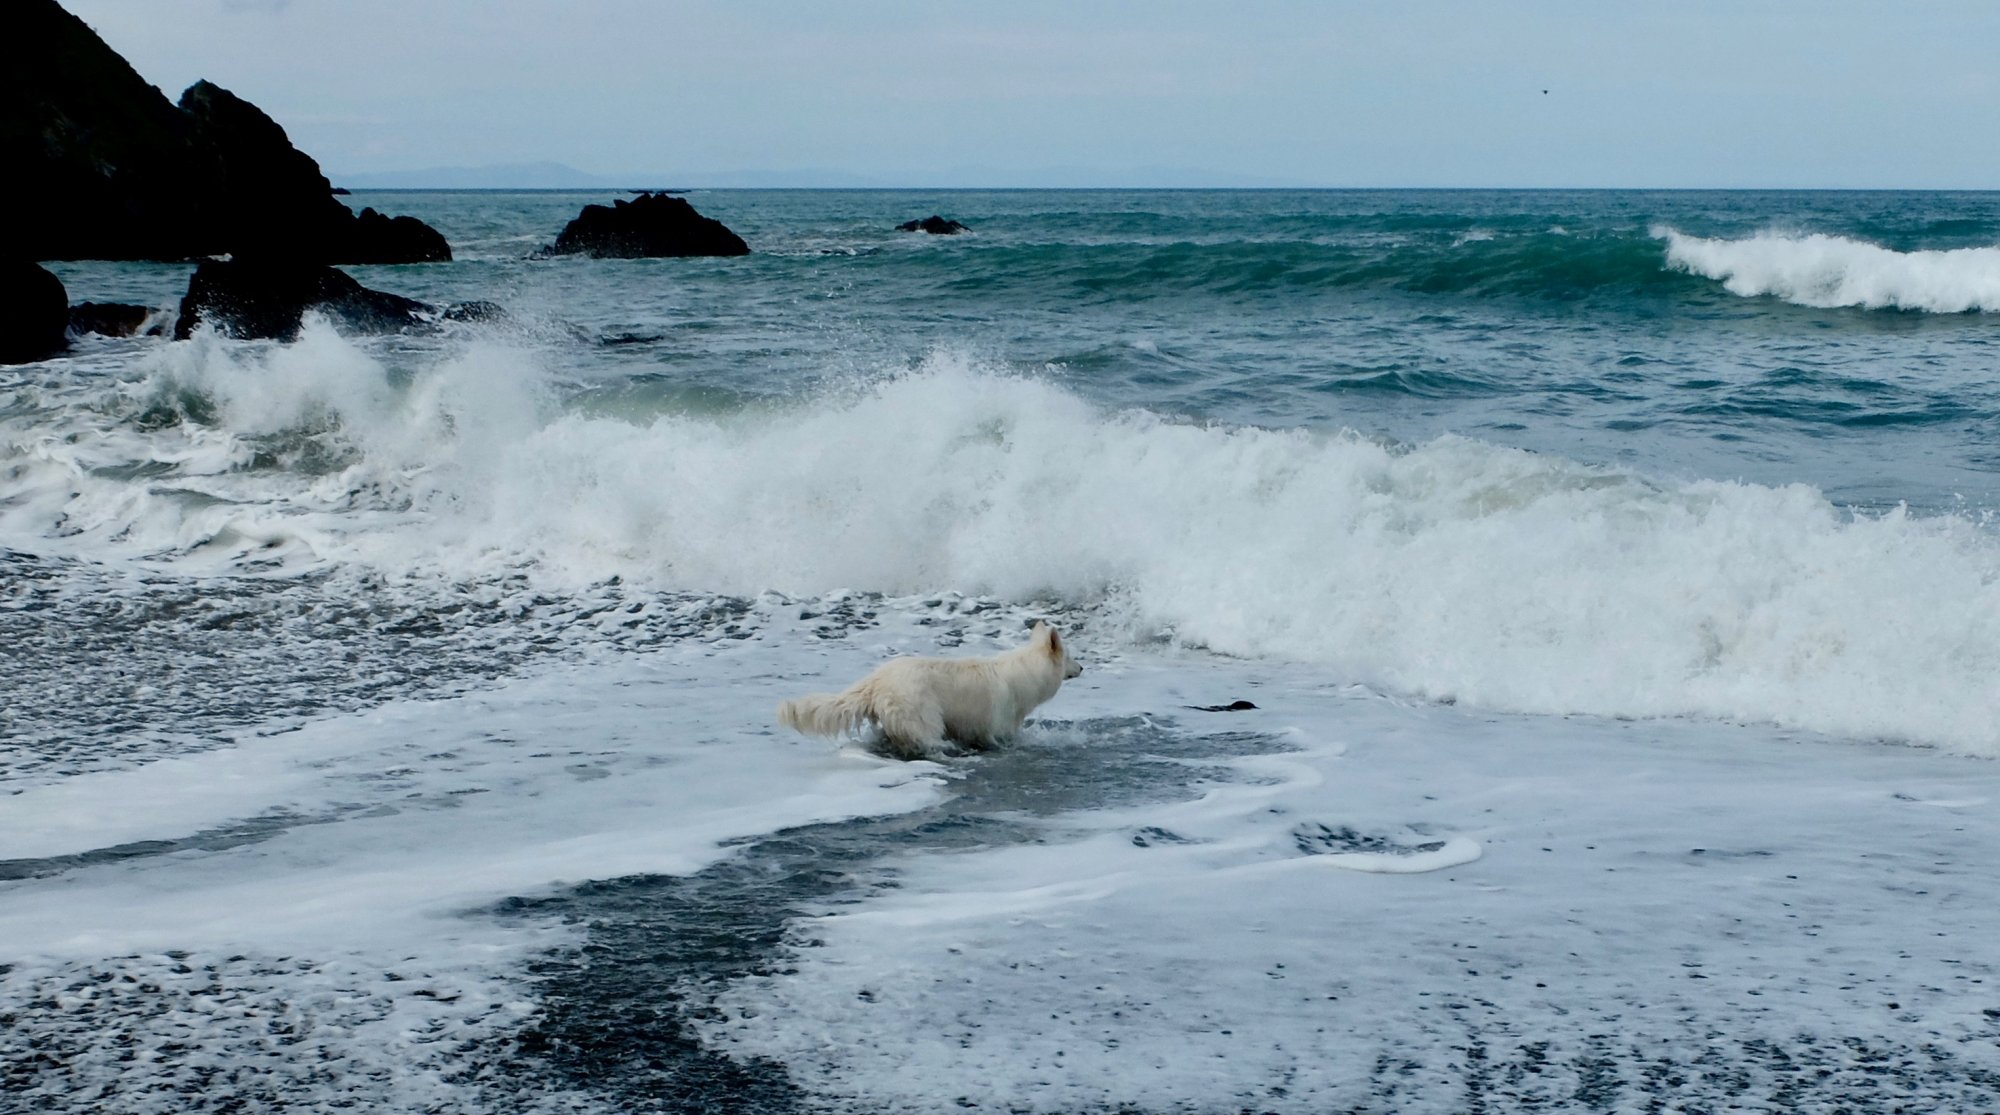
[9,332,1996,752]
[378,350,2000,755]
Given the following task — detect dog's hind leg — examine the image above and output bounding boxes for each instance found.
[873,702,949,761]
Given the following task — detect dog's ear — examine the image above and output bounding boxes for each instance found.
[1045,626,1064,658]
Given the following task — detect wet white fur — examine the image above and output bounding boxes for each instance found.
[777,623,1083,760]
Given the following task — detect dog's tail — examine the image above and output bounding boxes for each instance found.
[776,688,875,739]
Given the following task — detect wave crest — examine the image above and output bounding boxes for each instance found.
[1658,226,2000,312]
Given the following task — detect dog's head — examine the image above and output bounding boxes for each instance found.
[1032,621,1084,680]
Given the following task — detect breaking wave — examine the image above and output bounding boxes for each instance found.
[5,327,2000,753]
[1659,226,2000,312]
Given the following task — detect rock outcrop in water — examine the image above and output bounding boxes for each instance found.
[897,215,970,235]
[538,193,750,258]
[348,206,451,264]
[0,0,449,264]
[68,301,162,339]
[173,259,430,341]
[0,261,71,363]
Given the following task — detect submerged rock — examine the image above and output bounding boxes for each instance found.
[68,301,161,338]
[539,193,749,258]
[173,258,430,341]
[441,300,508,324]
[0,1,448,263]
[0,261,70,363]
[897,215,969,235]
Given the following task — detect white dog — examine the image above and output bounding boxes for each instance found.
[777,622,1083,760]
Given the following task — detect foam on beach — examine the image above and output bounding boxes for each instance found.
[9,623,2000,1112]
[698,651,2000,1113]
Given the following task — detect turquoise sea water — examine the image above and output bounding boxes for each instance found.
[48,189,2000,510]
[406,188,2000,508]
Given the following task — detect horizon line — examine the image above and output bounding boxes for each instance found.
[331,184,2000,193]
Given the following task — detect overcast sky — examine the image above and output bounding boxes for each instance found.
[57,0,2000,188]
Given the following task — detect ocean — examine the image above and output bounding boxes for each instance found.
[5,189,2000,1112]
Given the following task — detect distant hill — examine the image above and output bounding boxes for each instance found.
[332,163,1318,191]
[334,162,628,190]
[334,163,890,190]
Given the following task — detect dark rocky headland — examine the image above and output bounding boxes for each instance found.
[0,0,461,355]
[0,0,449,265]
[0,1,755,356]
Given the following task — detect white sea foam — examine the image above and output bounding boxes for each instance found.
[0,639,948,1113]
[5,334,2000,753]
[1658,226,2000,312]
[0,653,945,952]
[1314,835,1482,874]
[9,609,2000,1111]
[701,654,2000,1113]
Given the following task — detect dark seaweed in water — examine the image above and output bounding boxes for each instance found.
[1292,821,1446,857]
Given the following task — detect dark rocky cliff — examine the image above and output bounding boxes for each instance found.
[0,0,448,263]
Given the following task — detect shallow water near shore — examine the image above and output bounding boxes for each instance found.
[7,189,2000,1112]
[6,613,2000,1112]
